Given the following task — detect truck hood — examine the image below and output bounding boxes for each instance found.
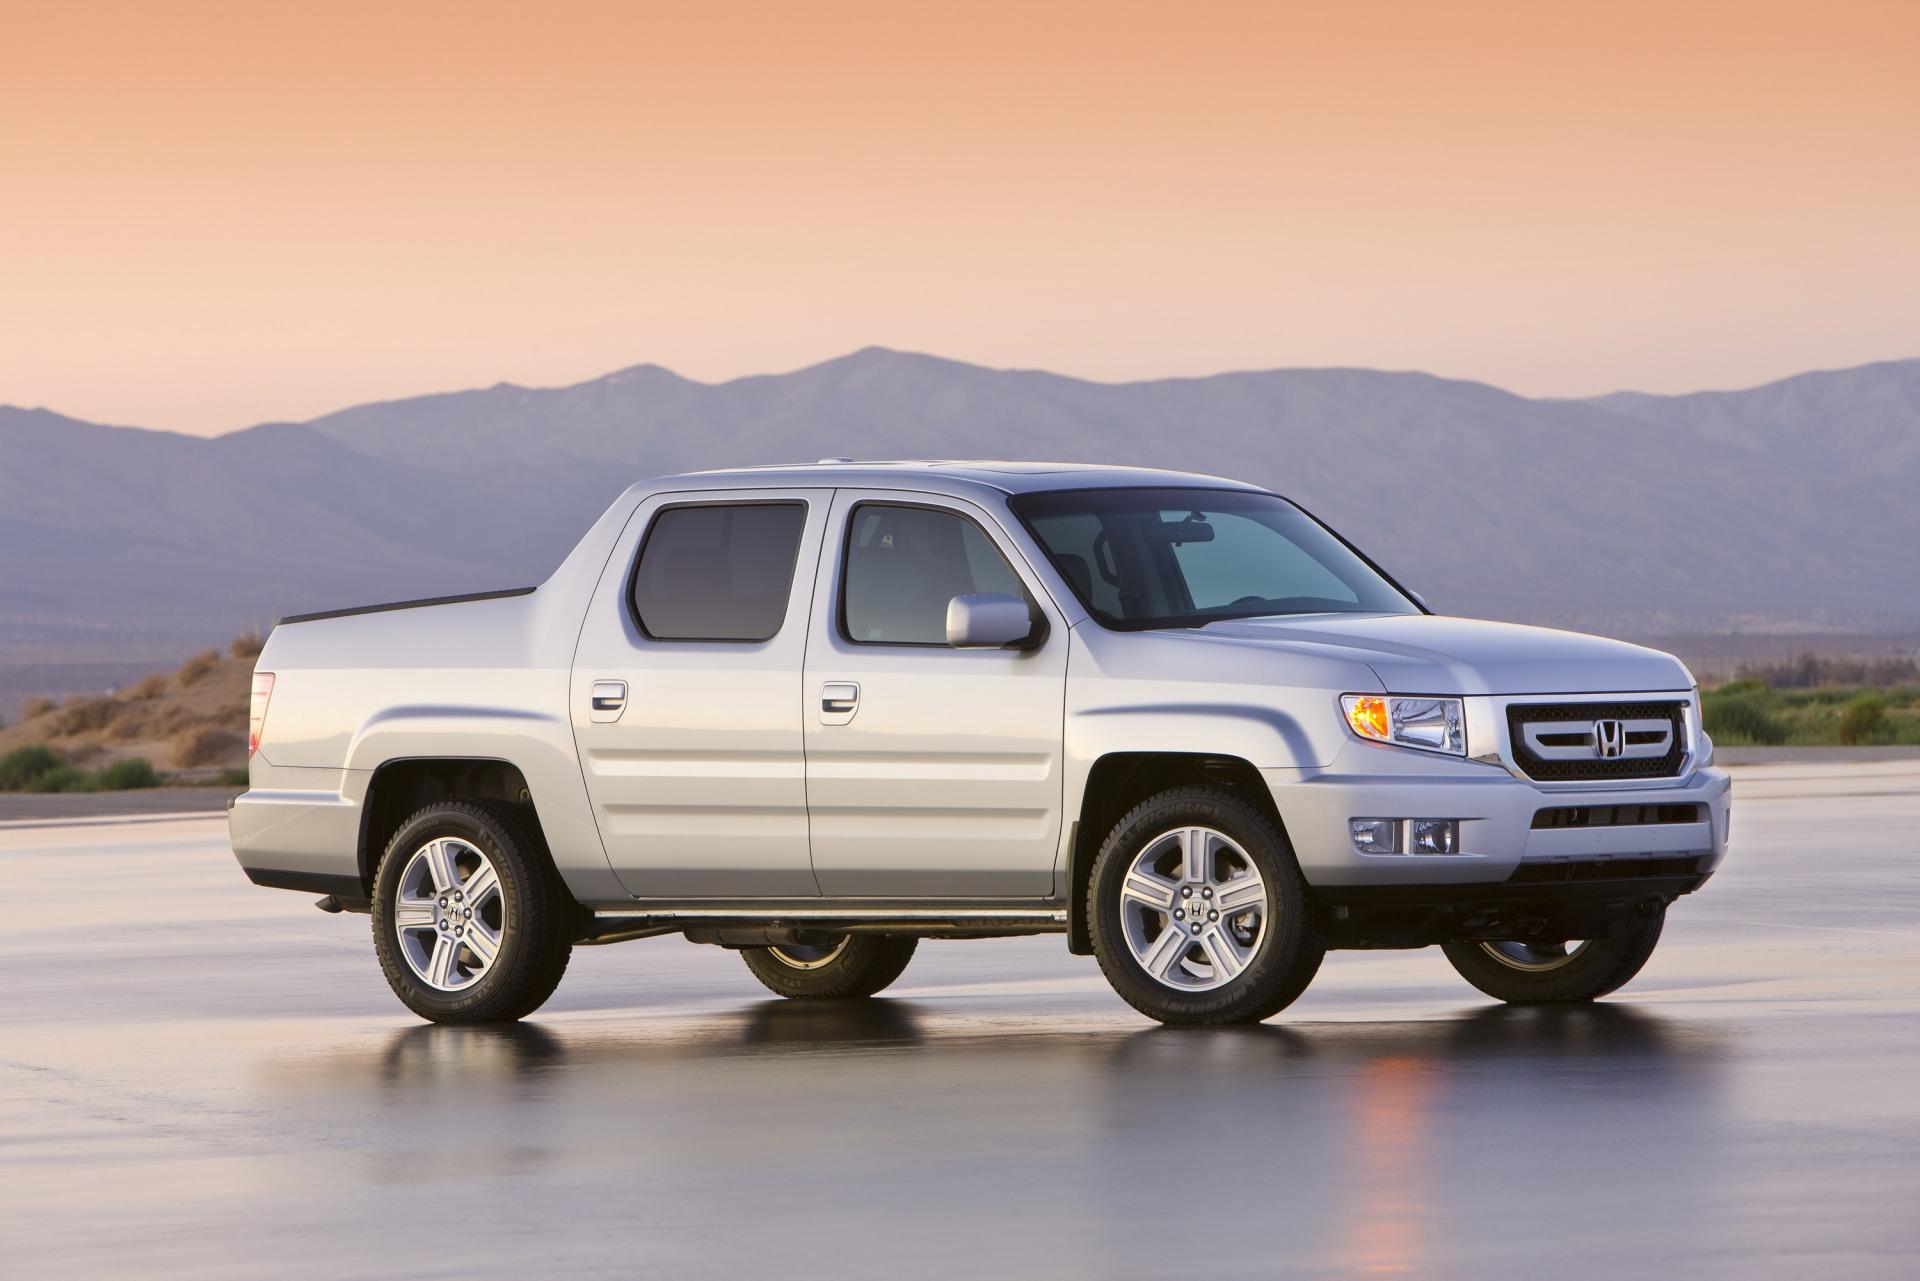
[1184,613,1692,696]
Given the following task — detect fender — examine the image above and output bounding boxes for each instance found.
[344,700,624,901]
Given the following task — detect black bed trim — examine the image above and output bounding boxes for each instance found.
[279,586,535,625]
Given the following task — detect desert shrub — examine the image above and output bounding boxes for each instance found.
[229,632,266,659]
[0,744,63,790]
[213,767,251,787]
[20,695,56,720]
[1836,693,1891,745]
[1736,651,1920,688]
[172,725,244,767]
[1706,692,1787,745]
[24,764,95,793]
[178,648,220,685]
[107,700,196,744]
[54,696,121,735]
[96,758,161,790]
[128,672,168,701]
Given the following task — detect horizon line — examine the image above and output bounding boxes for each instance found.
[5,347,1916,441]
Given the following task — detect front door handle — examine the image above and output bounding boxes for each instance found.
[820,682,860,724]
[590,679,628,723]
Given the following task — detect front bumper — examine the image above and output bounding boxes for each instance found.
[1262,741,1731,890]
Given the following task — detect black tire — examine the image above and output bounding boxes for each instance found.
[371,799,575,1024]
[740,935,918,1000]
[1089,786,1324,1026]
[1441,903,1665,1005]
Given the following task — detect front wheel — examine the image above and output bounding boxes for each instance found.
[1089,786,1324,1026]
[740,935,918,999]
[1441,903,1665,1005]
[371,800,575,1024]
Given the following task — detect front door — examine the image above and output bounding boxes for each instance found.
[802,490,1069,898]
[572,488,828,898]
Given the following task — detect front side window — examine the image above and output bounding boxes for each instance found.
[842,503,1027,644]
[631,502,807,641]
[1010,487,1417,630]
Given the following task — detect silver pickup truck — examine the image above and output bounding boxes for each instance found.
[231,461,1729,1025]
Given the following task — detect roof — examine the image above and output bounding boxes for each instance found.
[635,460,1267,500]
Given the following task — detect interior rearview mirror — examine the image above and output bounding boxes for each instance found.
[946,593,1036,648]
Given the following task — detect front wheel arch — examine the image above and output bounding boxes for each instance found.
[1066,752,1292,955]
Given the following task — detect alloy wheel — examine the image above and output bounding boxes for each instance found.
[1119,825,1270,992]
[392,837,508,992]
[1478,939,1590,972]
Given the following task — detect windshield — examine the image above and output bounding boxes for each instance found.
[1009,487,1419,629]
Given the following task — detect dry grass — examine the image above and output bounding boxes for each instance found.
[127,672,168,701]
[172,724,244,768]
[54,696,121,735]
[20,696,56,721]
[229,632,266,659]
[178,649,220,685]
[0,641,251,775]
[106,700,197,743]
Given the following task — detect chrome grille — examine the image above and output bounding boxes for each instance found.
[1507,700,1687,782]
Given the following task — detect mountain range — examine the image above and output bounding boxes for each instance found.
[3,351,1916,670]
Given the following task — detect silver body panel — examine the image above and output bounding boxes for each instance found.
[230,461,1730,912]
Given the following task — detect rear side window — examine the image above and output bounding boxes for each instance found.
[841,503,1027,644]
[631,503,807,641]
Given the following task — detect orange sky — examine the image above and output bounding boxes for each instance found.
[3,0,1916,434]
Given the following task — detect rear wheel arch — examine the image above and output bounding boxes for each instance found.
[359,758,540,896]
[1066,752,1291,954]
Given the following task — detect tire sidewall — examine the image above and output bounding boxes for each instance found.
[372,805,537,1021]
[1442,904,1666,1004]
[1090,789,1315,1023]
[741,935,918,1000]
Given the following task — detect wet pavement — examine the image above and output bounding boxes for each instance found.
[2,761,1917,1278]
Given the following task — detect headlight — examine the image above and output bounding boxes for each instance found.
[1341,694,1466,756]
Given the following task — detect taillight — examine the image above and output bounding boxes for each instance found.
[249,672,275,756]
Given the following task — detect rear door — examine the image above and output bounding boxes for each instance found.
[801,490,1069,897]
[572,488,827,898]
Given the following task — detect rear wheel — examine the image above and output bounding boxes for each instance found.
[1441,903,1665,1004]
[371,800,574,1024]
[1089,786,1324,1026]
[740,934,918,999]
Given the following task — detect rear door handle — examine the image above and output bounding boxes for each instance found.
[820,682,860,724]
[590,679,628,722]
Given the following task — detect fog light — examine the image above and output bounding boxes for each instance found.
[1350,818,1401,854]
[1410,819,1459,855]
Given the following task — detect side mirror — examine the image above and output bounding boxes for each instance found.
[946,593,1037,648]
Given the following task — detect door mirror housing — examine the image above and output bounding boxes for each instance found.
[946,593,1038,649]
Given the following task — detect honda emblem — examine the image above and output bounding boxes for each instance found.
[1594,719,1626,759]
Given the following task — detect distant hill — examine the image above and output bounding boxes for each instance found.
[0,638,254,776]
[3,352,1916,671]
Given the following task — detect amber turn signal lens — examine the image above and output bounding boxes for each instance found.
[1343,694,1390,741]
